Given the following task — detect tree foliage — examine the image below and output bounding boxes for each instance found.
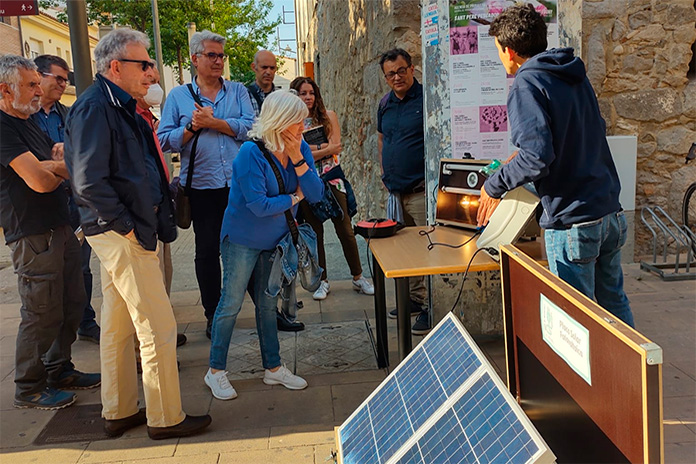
[42,0,279,84]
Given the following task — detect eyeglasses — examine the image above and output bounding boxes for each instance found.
[118,59,155,72]
[197,52,226,62]
[41,72,70,86]
[384,66,409,80]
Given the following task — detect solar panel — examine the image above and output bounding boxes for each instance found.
[337,313,555,464]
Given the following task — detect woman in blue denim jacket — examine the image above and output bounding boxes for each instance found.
[204,91,324,400]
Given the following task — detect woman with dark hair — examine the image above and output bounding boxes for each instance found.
[289,77,373,300]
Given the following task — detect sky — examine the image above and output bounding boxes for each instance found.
[268,0,297,58]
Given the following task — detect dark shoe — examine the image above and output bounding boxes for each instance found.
[104,408,147,437]
[276,312,305,332]
[147,414,212,440]
[77,325,100,345]
[412,311,432,336]
[176,333,187,347]
[14,387,76,410]
[49,369,101,390]
[389,300,425,319]
[206,320,212,340]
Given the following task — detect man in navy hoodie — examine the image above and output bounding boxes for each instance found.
[477,4,634,327]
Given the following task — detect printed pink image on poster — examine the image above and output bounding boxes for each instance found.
[450,26,479,55]
[479,105,508,132]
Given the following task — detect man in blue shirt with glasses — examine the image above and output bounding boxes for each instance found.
[159,30,255,339]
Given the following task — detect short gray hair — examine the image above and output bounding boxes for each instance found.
[0,54,37,100]
[189,30,226,56]
[94,28,150,74]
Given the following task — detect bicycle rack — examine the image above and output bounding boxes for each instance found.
[640,206,696,281]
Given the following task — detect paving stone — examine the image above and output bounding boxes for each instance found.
[664,420,696,444]
[0,443,87,464]
[207,385,334,431]
[218,445,315,464]
[171,304,205,324]
[78,438,176,463]
[181,393,212,417]
[0,408,55,448]
[663,441,696,464]
[123,456,218,464]
[175,427,269,456]
[315,442,339,463]
[269,423,335,448]
[663,363,696,398]
[331,381,382,423]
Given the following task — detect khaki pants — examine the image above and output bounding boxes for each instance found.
[88,231,185,427]
[401,192,428,305]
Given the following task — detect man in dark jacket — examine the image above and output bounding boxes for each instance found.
[477,4,634,327]
[32,54,101,345]
[64,28,211,440]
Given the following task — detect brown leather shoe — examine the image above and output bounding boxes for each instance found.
[104,408,147,437]
[147,414,212,440]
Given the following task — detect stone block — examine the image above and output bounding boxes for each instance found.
[79,437,177,463]
[219,446,315,464]
[622,54,653,74]
[583,0,628,19]
[175,427,270,456]
[0,444,87,464]
[657,3,696,29]
[614,89,682,122]
[628,10,652,29]
[612,18,628,41]
[657,126,696,155]
[684,81,696,118]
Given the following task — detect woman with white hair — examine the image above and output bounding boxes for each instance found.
[204,90,324,400]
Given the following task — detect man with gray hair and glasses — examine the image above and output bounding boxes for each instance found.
[0,54,100,411]
[159,30,254,339]
[64,28,211,440]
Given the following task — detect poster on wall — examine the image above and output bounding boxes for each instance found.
[449,0,558,159]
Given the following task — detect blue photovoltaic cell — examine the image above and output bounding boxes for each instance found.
[340,316,542,464]
[453,373,539,463]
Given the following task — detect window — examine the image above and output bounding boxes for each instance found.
[56,46,62,57]
[65,50,72,67]
[29,38,43,59]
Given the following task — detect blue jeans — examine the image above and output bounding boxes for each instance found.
[209,238,281,370]
[545,211,634,328]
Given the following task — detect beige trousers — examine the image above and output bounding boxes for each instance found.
[88,231,185,427]
[401,192,428,305]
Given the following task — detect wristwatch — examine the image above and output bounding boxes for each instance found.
[293,158,307,168]
[185,122,196,133]
[291,193,300,205]
[316,144,322,151]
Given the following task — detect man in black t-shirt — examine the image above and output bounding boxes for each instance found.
[0,55,100,410]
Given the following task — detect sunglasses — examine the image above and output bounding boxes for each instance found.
[41,72,70,86]
[119,59,156,72]
[197,52,226,62]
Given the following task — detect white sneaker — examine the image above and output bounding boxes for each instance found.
[312,280,330,300]
[263,364,308,390]
[352,276,375,295]
[204,368,238,400]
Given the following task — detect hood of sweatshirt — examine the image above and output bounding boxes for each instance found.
[516,47,586,84]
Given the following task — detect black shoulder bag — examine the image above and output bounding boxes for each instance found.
[173,84,203,229]
[253,140,322,292]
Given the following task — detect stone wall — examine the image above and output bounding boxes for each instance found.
[578,0,696,256]
[296,0,421,218]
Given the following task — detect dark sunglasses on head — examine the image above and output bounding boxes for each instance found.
[119,59,156,72]
[41,72,70,86]
[198,52,226,61]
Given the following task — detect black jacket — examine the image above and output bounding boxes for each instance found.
[64,74,176,251]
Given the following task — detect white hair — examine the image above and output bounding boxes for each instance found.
[189,30,226,56]
[0,54,36,100]
[94,28,150,75]
[248,90,308,153]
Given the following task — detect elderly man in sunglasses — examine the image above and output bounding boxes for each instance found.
[158,30,254,340]
[64,28,211,440]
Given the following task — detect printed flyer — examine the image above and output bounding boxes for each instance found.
[448,0,558,159]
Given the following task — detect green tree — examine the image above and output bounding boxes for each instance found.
[43,0,279,84]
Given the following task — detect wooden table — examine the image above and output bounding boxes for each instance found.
[369,225,544,368]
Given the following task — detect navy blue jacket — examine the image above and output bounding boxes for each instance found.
[64,74,176,251]
[484,48,621,229]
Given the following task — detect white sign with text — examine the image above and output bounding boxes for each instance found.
[540,294,591,385]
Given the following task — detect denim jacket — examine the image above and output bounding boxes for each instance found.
[310,165,358,222]
[267,223,322,298]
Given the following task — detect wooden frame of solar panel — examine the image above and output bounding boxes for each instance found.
[337,312,556,464]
